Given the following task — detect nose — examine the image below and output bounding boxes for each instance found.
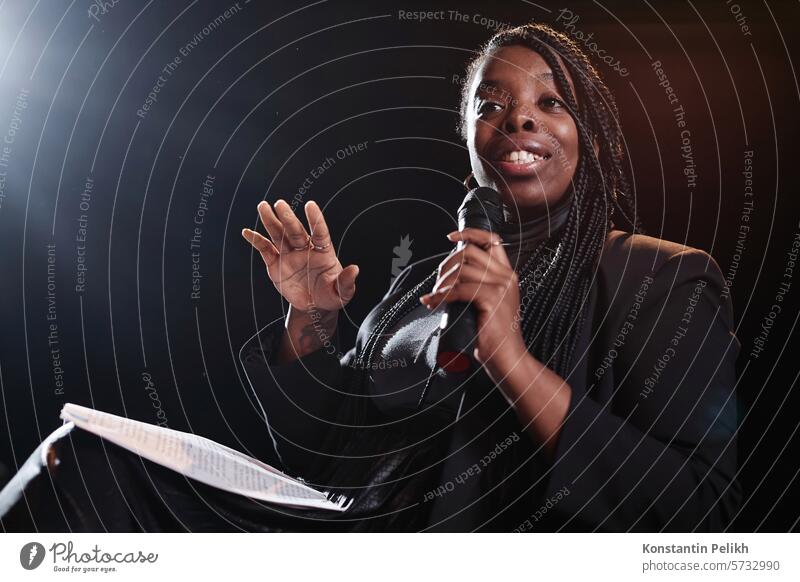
[503,106,538,134]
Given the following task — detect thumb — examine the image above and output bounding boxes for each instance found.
[335,265,359,304]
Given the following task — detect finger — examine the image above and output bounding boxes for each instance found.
[420,282,507,310]
[433,262,507,293]
[257,201,285,244]
[447,228,511,268]
[242,228,279,268]
[447,227,502,247]
[304,200,333,251]
[438,243,508,280]
[274,199,310,250]
[335,264,359,305]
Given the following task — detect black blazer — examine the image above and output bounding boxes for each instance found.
[241,229,741,531]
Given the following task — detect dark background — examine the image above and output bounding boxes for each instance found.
[0,0,798,531]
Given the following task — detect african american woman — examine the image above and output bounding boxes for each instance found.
[1,23,740,532]
[236,23,740,532]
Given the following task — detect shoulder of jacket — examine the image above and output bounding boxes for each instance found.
[601,229,722,281]
[597,230,735,340]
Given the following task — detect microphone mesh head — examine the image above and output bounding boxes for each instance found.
[457,187,504,232]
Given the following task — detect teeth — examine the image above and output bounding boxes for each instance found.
[500,150,548,164]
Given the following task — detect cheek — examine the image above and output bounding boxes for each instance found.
[470,121,491,150]
[469,125,493,167]
[552,121,581,173]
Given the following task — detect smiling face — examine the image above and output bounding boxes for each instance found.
[465,45,583,220]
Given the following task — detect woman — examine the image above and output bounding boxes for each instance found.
[237,23,741,532]
[1,23,740,532]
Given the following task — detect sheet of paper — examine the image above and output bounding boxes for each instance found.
[60,403,350,512]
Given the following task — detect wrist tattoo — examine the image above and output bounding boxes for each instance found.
[297,305,337,353]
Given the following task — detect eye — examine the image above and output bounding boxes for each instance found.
[476,100,503,116]
[540,96,564,110]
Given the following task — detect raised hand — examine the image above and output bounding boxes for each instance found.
[242,199,359,313]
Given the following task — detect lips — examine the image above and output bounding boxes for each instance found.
[489,138,553,177]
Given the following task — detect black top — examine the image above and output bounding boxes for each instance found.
[0,229,741,532]
[240,229,742,531]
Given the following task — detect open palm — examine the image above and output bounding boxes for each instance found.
[242,199,359,313]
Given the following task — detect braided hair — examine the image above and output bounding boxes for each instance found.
[318,23,641,526]
[454,22,641,376]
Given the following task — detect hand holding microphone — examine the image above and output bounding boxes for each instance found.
[420,187,525,380]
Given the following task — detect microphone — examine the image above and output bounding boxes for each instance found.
[435,187,505,374]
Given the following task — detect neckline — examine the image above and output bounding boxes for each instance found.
[498,197,572,246]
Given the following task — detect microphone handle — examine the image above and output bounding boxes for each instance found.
[436,240,478,373]
[436,303,476,373]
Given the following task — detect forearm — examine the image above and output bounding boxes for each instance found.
[276,304,338,364]
[490,348,572,458]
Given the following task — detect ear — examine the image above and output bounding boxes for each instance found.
[592,134,600,159]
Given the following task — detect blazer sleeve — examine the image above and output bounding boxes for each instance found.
[541,249,741,531]
[239,318,355,476]
[239,268,416,477]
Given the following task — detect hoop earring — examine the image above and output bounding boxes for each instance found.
[463,171,478,190]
